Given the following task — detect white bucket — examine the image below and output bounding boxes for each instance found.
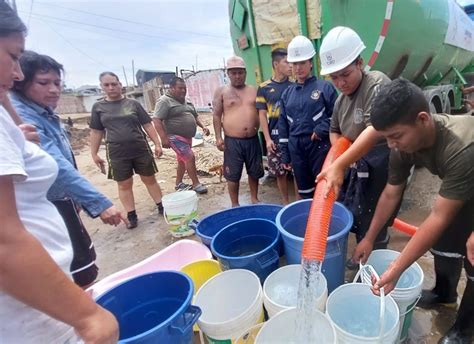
[235,323,264,344]
[359,249,424,342]
[161,190,198,237]
[263,264,327,318]
[255,308,337,343]
[326,283,400,344]
[194,269,264,343]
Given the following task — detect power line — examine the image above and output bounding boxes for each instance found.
[34,1,228,39]
[35,17,108,69]
[24,11,231,49]
[27,0,34,28]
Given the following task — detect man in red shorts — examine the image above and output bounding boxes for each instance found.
[154,77,209,194]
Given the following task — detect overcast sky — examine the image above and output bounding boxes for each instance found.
[15,0,233,88]
[14,0,474,88]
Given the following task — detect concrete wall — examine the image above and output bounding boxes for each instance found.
[56,95,85,114]
[56,94,102,114]
[82,95,102,112]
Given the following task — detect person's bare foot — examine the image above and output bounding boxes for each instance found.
[231,203,240,207]
[251,198,260,204]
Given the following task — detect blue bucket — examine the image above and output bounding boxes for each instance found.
[96,271,201,344]
[211,218,280,283]
[190,204,283,254]
[276,199,353,292]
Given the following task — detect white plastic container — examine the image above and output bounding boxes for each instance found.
[255,308,337,343]
[161,190,198,237]
[326,283,400,344]
[360,249,424,342]
[263,264,327,318]
[194,269,264,343]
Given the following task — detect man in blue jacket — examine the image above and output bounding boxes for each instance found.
[279,36,337,198]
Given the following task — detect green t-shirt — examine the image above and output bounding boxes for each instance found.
[330,70,390,142]
[153,93,198,139]
[90,98,152,159]
[388,114,474,201]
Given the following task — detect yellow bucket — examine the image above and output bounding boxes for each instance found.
[181,259,222,332]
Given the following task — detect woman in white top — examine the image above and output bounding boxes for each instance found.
[0,2,118,343]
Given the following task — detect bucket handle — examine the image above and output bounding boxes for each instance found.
[399,294,422,317]
[169,305,202,335]
[353,263,380,284]
[354,264,386,344]
[257,249,279,269]
[188,218,200,230]
[163,210,194,226]
[163,209,171,225]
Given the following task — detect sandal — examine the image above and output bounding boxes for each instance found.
[175,182,192,191]
[193,183,208,194]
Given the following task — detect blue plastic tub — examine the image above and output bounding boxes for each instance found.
[96,271,201,344]
[190,204,283,254]
[211,218,280,283]
[276,199,353,292]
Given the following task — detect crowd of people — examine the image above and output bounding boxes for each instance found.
[1,1,473,343]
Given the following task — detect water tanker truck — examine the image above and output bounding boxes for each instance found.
[228,0,474,113]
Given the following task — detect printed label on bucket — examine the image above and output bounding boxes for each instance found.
[206,336,232,344]
[167,210,198,237]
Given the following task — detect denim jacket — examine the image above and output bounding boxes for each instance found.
[10,92,112,218]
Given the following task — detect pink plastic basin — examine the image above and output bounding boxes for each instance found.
[88,239,212,298]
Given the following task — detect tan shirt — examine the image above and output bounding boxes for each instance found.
[154,93,197,139]
[388,114,474,201]
[330,71,390,142]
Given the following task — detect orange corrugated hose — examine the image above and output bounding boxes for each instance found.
[302,137,352,262]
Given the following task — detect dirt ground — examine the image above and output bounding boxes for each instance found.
[68,112,468,344]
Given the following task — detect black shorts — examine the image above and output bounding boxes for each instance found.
[223,135,264,182]
[52,199,98,287]
[108,152,158,182]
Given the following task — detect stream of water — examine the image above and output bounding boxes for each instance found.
[295,258,323,341]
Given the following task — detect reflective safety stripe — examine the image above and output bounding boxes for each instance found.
[287,115,294,123]
[71,260,96,274]
[357,172,369,178]
[279,138,289,143]
[430,248,463,259]
[312,108,325,122]
[298,187,315,194]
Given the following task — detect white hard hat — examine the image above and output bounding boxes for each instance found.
[319,26,366,75]
[287,35,316,63]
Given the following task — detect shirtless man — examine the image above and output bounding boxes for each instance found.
[213,56,264,207]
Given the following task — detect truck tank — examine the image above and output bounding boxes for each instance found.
[228,0,474,111]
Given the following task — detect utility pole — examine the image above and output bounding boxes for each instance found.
[122,66,129,87]
[131,60,135,87]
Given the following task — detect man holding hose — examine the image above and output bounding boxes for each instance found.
[359,78,474,344]
[315,27,395,267]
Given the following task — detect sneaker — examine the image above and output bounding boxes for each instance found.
[157,202,164,216]
[126,216,138,229]
[175,182,192,191]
